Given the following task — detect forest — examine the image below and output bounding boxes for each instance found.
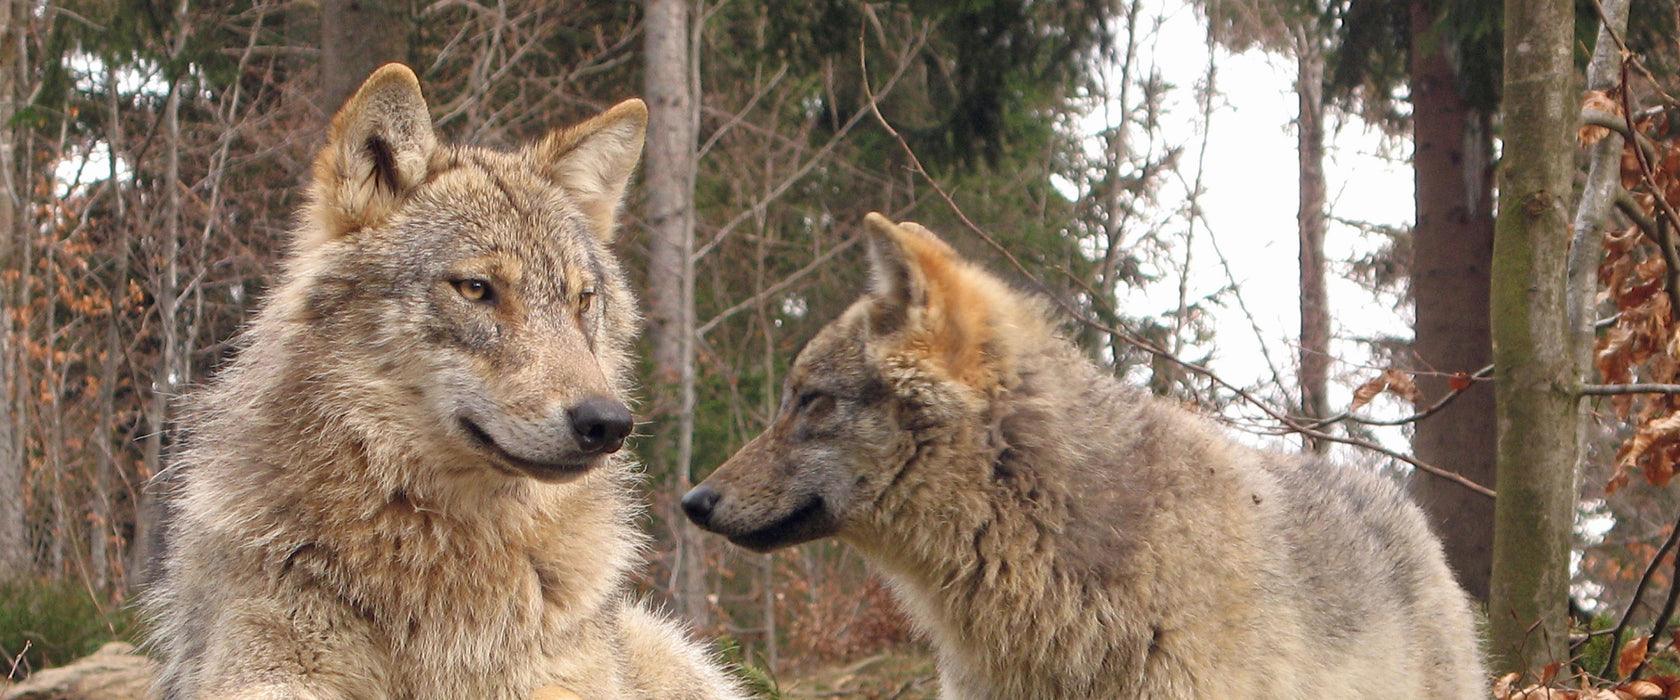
[0,0,1677,696]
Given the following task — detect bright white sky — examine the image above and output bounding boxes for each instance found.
[1100,0,1416,455]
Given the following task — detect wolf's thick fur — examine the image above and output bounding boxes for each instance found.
[684,214,1485,698]
[144,65,743,700]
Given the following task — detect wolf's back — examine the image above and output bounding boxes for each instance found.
[1258,455,1487,696]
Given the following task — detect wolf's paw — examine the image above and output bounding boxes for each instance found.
[528,685,584,700]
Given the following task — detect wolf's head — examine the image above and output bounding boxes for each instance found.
[684,213,1032,551]
[270,64,645,484]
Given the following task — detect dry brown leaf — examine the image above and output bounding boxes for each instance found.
[1619,417,1680,489]
[1583,89,1624,146]
[1449,371,1474,392]
[1599,326,1636,386]
[1626,143,1648,190]
[1496,672,1521,700]
[1621,635,1652,679]
[1381,367,1422,404]
[1619,680,1665,698]
[1349,368,1421,412]
[1349,374,1385,412]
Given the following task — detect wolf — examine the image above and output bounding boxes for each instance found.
[143,64,745,700]
[683,213,1486,699]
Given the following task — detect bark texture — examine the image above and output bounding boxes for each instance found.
[1296,36,1330,448]
[1487,0,1579,673]
[1406,0,1498,604]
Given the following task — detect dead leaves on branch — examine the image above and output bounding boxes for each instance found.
[1591,89,1680,495]
[1348,367,1422,412]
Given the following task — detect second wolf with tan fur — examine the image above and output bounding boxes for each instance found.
[143,65,744,700]
[684,213,1485,698]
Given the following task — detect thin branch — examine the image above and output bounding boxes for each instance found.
[1304,364,1495,429]
[696,235,859,338]
[1582,109,1658,164]
[1581,383,1680,396]
[1633,535,1680,681]
[691,19,929,264]
[1597,511,1680,679]
[1613,187,1662,242]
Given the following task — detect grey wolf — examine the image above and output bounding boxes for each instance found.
[144,64,744,700]
[683,213,1485,698]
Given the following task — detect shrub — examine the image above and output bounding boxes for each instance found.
[0,579,135,680]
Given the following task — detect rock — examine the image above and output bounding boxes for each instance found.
[0,642,155,700]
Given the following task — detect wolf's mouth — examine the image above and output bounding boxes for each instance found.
[730,496,838,553]
[459,417,594,482]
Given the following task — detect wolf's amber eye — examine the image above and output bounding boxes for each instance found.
[579,288,597,313]
[454,279,494,302]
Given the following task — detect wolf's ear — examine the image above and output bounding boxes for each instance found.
[536,99,648,242]
[862,213,992,385]
[307,63,437,246]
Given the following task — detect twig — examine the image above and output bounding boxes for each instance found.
[695,236,860,337]
[1581,383,1680,396]
[1633,537,1680,680]
[1598,510,1680,679]
[1303,364,1495,429]
[6,640,28,680]
[692,18,931,264]
[1581,109,1659,164]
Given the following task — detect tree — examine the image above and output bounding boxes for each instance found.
[1486,0,1577,673]
[643,0,708,627]
[0,0,26,582]
[1404,0,1500,606]
[319,0,411,113]
[1330,0,1501,603]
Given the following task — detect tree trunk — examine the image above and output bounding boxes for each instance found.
[91,65,129,594]
[319,0,410,113]
[1405,0,1497,605]
[1295,33,1329,450]
[1487,0,1577,674]
[141,0,195,589]
[643,0,708,629]
[0,0,27,582]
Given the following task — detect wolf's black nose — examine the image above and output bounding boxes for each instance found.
[682,484,720,526]
[569,397,633,454]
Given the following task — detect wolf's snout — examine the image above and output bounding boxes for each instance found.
[568,397,633,454]
[681,484,720,527]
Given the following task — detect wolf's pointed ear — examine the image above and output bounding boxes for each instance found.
[536,99,648,242]
[862,213,992,385]
[864,212,927,320]
[307,63,437,247]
